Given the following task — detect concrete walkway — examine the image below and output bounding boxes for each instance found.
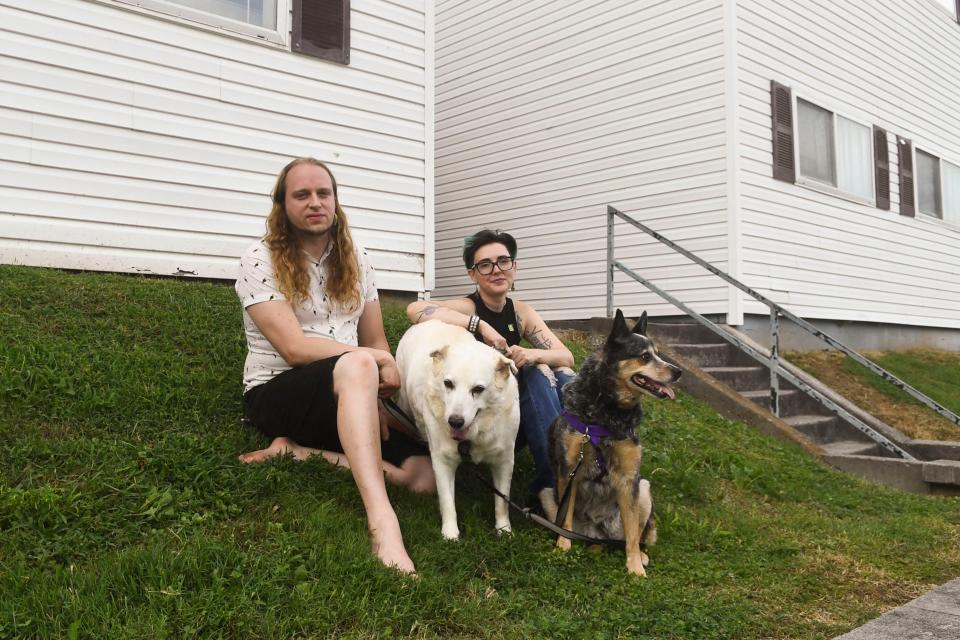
[835,578,960,639]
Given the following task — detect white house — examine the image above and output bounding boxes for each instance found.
[0,0,434,293]
[433,0,960,348]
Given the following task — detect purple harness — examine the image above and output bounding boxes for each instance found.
[560,410,620,476]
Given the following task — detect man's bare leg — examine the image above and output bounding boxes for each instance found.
[334,351,416,574]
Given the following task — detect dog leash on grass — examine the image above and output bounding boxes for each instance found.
[382,397,629,549]
[456,440,628,550]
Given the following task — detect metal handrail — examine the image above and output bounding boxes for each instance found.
[606,205,960,459]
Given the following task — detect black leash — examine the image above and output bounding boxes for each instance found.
[456,440,627,550]
[384,397,630,549]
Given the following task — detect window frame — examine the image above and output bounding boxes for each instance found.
[926,0,959,21]
[95,0,291,48]
[792,94,876,207]
[913,145,960,226]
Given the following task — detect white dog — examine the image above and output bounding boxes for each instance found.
[395,320,520,540]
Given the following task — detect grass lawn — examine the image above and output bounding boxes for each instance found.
[787,350,960,441]
[2,265,960,639]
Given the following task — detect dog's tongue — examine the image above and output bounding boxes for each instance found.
[650,380,676,400]
[449,428,469,441]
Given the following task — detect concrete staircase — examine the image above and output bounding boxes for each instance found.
[643,320,960,496]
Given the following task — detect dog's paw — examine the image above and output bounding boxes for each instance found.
[627,555,648,577]
[640,551,650,567]
[441,524,460,540]
[556,536,572,552]
[495,522,512,536]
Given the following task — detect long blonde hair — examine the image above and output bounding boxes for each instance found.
[264,157,362,312]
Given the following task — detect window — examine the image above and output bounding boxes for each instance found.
[102,0,350,63]
[796,98,873,201]
[163,0,277,29]
[106,0,285,42]
[915,149,960,224]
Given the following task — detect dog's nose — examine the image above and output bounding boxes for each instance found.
[448,415,465,429]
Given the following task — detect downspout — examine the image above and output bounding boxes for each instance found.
[423,0,436,299]
[723,0,744,325]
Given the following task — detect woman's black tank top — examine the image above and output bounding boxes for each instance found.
[467,291,522,347]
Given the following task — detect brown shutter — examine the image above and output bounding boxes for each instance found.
[898,136,915,217]
[292,0,350,64]
[770,80,795,183]
[873,126,890,210]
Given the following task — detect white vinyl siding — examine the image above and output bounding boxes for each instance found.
[0,0,430,291]
[736,0,960,328]
[434,0,729,321]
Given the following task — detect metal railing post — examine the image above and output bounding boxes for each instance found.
[769,308,780,417]
[606,204,960,429]
[606,206,615,318]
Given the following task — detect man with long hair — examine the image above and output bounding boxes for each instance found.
[236,157,434,574]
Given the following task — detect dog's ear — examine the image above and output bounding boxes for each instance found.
[429,346,449,362]
[606,308,629,349]
[631,311,648,336]
[612,309,628,336]
[496,354,518,380]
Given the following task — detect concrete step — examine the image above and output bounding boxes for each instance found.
[701,365,769,390]
[741,388,836,417]
[668,343,757,367]
[647,322,720,344]
[820,440,885,457]
[782,414,845,444]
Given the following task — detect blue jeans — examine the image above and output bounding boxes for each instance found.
[518,365,576,496]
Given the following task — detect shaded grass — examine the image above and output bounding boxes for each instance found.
[787,350,960,441]
[2,265,960,639]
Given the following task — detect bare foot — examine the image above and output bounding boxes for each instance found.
[369,513,416,575]
[239,436,321,464]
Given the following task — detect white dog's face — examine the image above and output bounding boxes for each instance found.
[428,344,516,442]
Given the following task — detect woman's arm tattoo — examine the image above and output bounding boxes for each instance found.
[415,305,439,322]
[528,327,553,349]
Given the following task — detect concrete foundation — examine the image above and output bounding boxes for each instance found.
[737,315,960,352]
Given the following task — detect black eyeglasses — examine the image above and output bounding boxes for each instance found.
[471,256,515,275]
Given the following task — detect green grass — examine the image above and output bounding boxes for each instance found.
[842,351,960,415]
[2,265,960,639]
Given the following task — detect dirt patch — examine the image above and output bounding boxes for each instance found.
[787,351,959,442]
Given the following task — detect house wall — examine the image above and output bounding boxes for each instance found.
[434,0,730,320]
[736,0,960,329]
[0,0,431,292]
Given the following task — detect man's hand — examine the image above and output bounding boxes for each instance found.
[478,321,508,352]
[373,351,401,398]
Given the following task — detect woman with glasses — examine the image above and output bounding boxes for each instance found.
[405,229,574,517]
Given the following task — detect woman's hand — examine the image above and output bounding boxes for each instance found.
[505,345,538,368]
[477,321,508,352]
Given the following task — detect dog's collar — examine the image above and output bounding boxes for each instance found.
[561,411,624,476]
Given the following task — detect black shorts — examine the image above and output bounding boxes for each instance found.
[243,355,429,467]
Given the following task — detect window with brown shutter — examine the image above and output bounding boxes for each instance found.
[898,137,915,217]
[293,0,350,65]
[873,126,890,210]
[770,81,796,183]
